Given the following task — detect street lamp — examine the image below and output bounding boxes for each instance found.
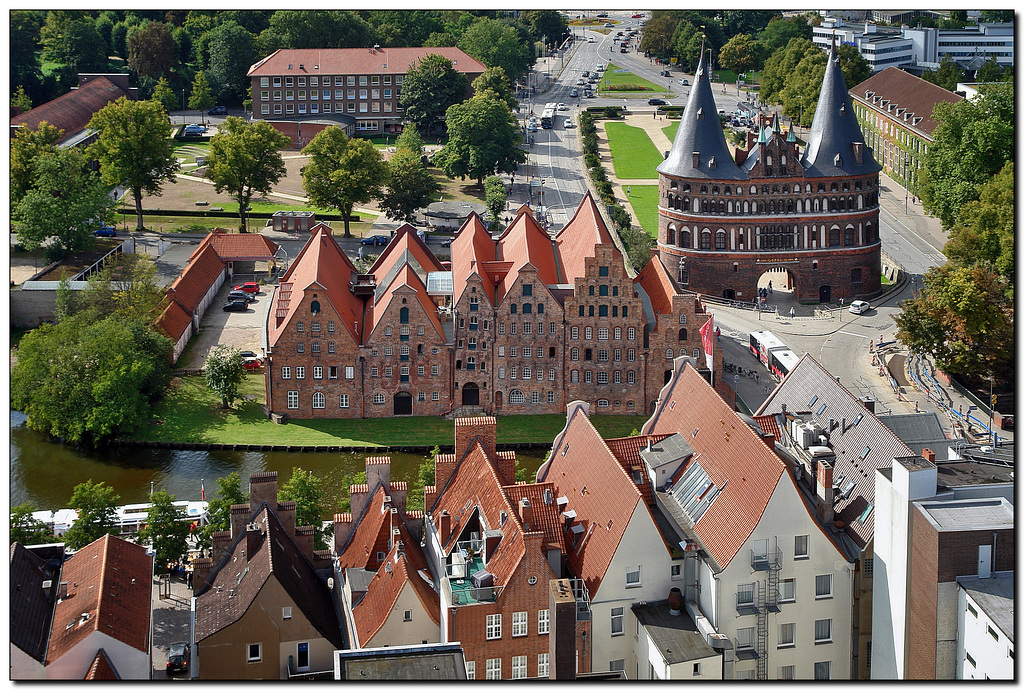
[903,159,909,213]
[182,89,186,124]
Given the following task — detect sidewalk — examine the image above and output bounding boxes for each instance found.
[151,573,193,680]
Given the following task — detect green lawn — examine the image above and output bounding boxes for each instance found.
[604,122,663,179]
[598,63,665,94]
[625,185,660,238]
[663,121,680,141]
[135,375,646,446]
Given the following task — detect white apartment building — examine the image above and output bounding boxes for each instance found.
[956,573,1014,680]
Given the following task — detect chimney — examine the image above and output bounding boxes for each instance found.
[295,525,316,564]
[438,510,452,546]
[434,459,457,494]
[922,448,936,463]
[519,498,534,530]
[454,417,497,460]
[212,531,232,565]
[349,484,370,520]
[230,504,250,539]
[859,396,875,413]
[761,433,776,449]
[405,510,424,542]
[495,450,516,486]
[277,500,296,536]
[691,152,700,168]
[365,456,392,493]
[333,513,353,553]
[746,130,755,150]
[816,460,835,524]
[249,471,278,512]
[423,485,438,512]
[245,522,263,561]
[549,579,578,681]
[388,481,408,515]
[192,557,213,591]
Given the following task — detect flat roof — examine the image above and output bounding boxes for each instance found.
[958,573,1014,642]
[916,497,1013,530]
[632,600,719,666]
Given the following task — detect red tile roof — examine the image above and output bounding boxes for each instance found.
[496,209,560,296]
[193,230,279,262]
[337,485,406,570]
[352,543,440,646]
[369,224,445,279]
[851,67,963,138]
[12,77,130,145]
[643,364,788,569]
[270,225,363,344]
[47,535,152,663]
[84,648,120,680]
[555,192,617,285]
[452,213,498,305]
[165,242,225,313]
[537,407,665,598]
[605,433,673,506]
[248,47,486,79]
[503,483,566,552]
[635,255,677,321]
[153,299,193,342]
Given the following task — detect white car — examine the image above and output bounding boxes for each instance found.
[557,103,567,111]
[848,300,870,314]
[564,119,575,128]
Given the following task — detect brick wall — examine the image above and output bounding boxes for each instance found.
[453,274,498,409]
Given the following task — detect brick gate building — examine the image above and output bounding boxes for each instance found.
[656,40,882,304]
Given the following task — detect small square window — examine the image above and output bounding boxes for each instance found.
[282,606,292,619]
[247,643,261,662]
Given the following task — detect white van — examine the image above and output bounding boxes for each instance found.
[587,35,595,43]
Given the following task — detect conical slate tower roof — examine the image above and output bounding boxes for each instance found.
[657,48,745,181]
[800,39,881,177]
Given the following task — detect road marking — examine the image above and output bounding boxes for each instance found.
[837,330,871,339]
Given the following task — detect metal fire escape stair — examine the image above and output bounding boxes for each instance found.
[755,547,782,680]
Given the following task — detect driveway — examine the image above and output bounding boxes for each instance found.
[178,282,273,369]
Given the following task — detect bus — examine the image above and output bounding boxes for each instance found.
[768,348,800,379]
[748,329,786,365]
[540,108,555,128]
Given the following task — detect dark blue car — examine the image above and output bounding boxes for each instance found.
[94,226,117,237]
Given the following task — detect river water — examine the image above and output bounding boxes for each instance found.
[10,411,545,514]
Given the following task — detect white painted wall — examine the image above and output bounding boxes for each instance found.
[633,625,722,680]
[957,583,1014,680]
[43,631,150,680]
[365,581,440,647]
[10,645,47,680]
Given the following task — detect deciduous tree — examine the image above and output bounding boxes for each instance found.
[203,345,246,409]
[433,92,526,186]
[139,490,192,570]
[63,480,121,550]
[12,85,33,114]
[10,121,63,205]
[198,471,247,549]
[206,116,290,231]
[257,10,375,53]
[188,71,216,124]
[757,15,812,53]
[11,503,54,545]
[399,54,469,134]
[151,76,179,114]
[79,252,163,323]
[13,148,112,262]
[458,17,533,80]
[40,11,108,73]
[484,175,506,224]
[472,66,518,112]
[279,467,330,548]
[379,147,439,223]
[205,20,257,102]
[127,21,177,78]
[718,34,764,75]
[88,97,179,231]
[301,128,388,237]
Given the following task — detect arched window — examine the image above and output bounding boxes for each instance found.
[700,230,712,250]
[678,328,687,341]
[312,392,326,409]
[682,197,691,211]
[537,303,544,314]
[693,348,700,359]
[509,390,525,404]
[829,227,841,247]
[310,300,320,314]
[715,230,726,250]
[666,348,674,360]
[680,229,691,248]
[399,307,409,324]
[683,183,691,192]
[667,226,676,245]
[844,226,855,246]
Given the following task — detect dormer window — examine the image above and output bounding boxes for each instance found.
[834,153,842,166]
[696,107,704,119]
[840,104,846,115]
[709,156,717,169]
[310,299,320,314]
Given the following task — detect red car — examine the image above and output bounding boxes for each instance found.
[233,282,259,293]
[632,13,643,18]
[243,358,263,371]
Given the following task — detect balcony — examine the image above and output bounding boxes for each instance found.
[750,546,782,571]
[443,539,503,606]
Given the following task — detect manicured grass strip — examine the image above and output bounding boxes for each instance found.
[598,63,663,93]
[136,375,647,446]
[604,122,662,179]
[625,185,660,239]
[663,121,680,142]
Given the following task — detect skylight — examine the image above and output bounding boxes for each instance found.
[816,403,828,415]
[808,395,818,408]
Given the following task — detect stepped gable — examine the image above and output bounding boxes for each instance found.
[495,208,560,297]
[657,48,745,181]
[367,263,445,342]
[634,256,678,324]
[554,191,618,286]
[451,212,498,305]
[270,224,362,344]
[801,37,881,177]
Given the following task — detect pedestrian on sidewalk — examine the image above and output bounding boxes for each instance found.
[626,185,631,196]
[789,306,795,318]
[768,280,772,293]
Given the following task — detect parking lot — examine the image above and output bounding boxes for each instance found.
[177,279,273,370]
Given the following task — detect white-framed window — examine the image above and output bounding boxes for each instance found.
[281,366,291,379]
[814,661,831,680]
[531,391,540,404]
[432,391,440,401]
[571,326,579,339]
[417,391,425,402]
[537,653,549,677]
[778,622,795,647]
[584,370,592,383]
[779,577,796,602]
[597,399,610,408]
[286,390,299,409]
[328,341,335,353]
[261,104,270,114]
[345,366,355,379]
[274,103,282,114]
[465,661,475,679]
[339,394,349,409]
[296,343,304,354]
[511,655,527,679]
[485,658,501,680]
[627,349,636,362]
[282,606,292,619]
[795,534,809,559]
[486,614,501,640]
[311,342,320,354]
[737,582,755,607]
[371,366,379,378]
[585,327,592,339]
[597,372,609,384]
[313,366,323,379]
[373,392,385,404]
[538,609,549,634]
[815,574,833,599]
[814,618,832,643]
[627,327,636,340]
[611,606,624,635]
[671,564,682,579]
[609,659,625,672]
[312,392,325,409]
[385,366,392,377]
[614,327,621,340]
[625,565,641,587]
[627,370,636,384]
[598,327,609,340]
[431,364,439,376]
[417,365,425,376]
[736,627,755,650]
[779,665,796,680]
[247,643,261,662]
[371,88,379,99]
[261,77,270,87]
[509,389,525,404]
[296,366,305,379]
[598,349,609,362]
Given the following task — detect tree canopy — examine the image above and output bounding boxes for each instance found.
[718,34,765,75]
[139,490,192,570]
[204,345,246,409]
[458,17,533,80]
[279,467,330,549]
[127,21,177,78]
[11,503,55,545]
[151,76,180,114]
[88,97,179,231]
[207,116,290,231]
[434,92,525,186]
[189,71,216,120]
[761,39,870,127]
[205,20,257,102]
[380,146,439,223]
[40,11,108,73]
[63,480,121,550]
[472,66,518,111]
[76,252,164,323]
[484,175,506,225]
[199,471,247,549]
[399,54,469,134]
[10,121,63,205]
[301,127,388,237]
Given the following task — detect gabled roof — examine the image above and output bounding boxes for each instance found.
[12,77,130,146]
[369,224,445,283]
[270,225,362,344]
[337,484,413,570]
[353,543,440,647]
[165,242,225,313]
[10,542,62,663]
[495,210,560,296]
[368,264,445,341]
[153,299,193,342]
[192,230,279,262]
[851,67,963,138]
[643,364,788,569]
[801,39,881,177]
[537,406,655,598]
[755,354,914,549]
[47,535,152,663]
[634,255,678,320]
[84,648,120,680]
[248,47,485,79]
[657,49,745,181]
[452,213,498,305]
[554,192,617,285]
[195,503,344,648]
[503,483,566,551]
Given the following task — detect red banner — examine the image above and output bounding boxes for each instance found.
[699,315,714,370]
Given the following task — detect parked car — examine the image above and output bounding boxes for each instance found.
[849,300,871,314]
[360,235,389,246]
[167,642,190,674]
[585,91,596,98]
[582,70,589,77]
[679,78,689,86]
[228,290,257,303]
[242,357,263,371]
[208,105,227,115]
[576,78,585,85]
[632,13,643,18]
[570,88,579,97]
[564,119,575,128]
[223,299,248,312]
[440,238,453,248]
[94,226,117,237]
[648,98,667,106]
[183,124,205,136]
[660,70,670,77]
[233,281,260,293]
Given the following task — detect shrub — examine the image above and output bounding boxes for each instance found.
[584,153,600,169]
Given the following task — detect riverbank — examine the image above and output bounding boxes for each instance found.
[133,375,647,447]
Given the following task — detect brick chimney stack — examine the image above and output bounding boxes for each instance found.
[365,456,392,493]
[816,459,835,524]
[438,510,452,546]
[349,484,370,520]
[549,578,578,681]
[249,471,278,513]
[211,531,232,565]
[333,513,353,553]
[454,417,496,460]
[230,504,249,539]
[245,521,263,561]
[277,500,296,536]
[295,525,316,564]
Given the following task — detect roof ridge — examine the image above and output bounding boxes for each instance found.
[93,534,111,634]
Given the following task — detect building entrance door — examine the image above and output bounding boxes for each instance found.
[819,285,831,303]
[394,392,413,415]
[462,383,480,406]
